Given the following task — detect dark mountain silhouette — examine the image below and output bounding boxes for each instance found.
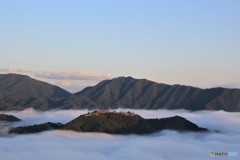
[70,77,240,111]
[0,114,21,122]
[9,122,63,134]
[0,73,71,110]
[0,74,240,111]
[9,111,207,135]
[63,110,207,134]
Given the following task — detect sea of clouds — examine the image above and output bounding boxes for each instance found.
[0,109,240,160]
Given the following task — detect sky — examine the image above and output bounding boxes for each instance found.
[0,0,240,92]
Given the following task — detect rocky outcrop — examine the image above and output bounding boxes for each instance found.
[63,110,207,134]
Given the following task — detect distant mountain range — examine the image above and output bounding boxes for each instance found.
[0,73,240,111]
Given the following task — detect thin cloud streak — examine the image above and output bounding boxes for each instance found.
[35,71,112,81]
[0,68,34,74]
[0,68,112,81]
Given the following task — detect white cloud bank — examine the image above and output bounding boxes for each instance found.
[0,109,240,160]
[0,68,112,81]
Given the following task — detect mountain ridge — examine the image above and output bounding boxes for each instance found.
[70,76,240,111]
[0,73,71,110]
[0,74,240,111]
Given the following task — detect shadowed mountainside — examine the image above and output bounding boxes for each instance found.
[0,114,21,122]
[9,122,63,134]
[69,77,240,111]
[0,74,240,111]
[0,73,71,110]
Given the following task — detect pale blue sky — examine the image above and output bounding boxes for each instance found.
[0,0,240,92]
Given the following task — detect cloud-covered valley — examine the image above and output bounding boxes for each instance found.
[0,109,240,160]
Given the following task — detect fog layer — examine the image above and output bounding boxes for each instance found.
[0,109,239,160]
